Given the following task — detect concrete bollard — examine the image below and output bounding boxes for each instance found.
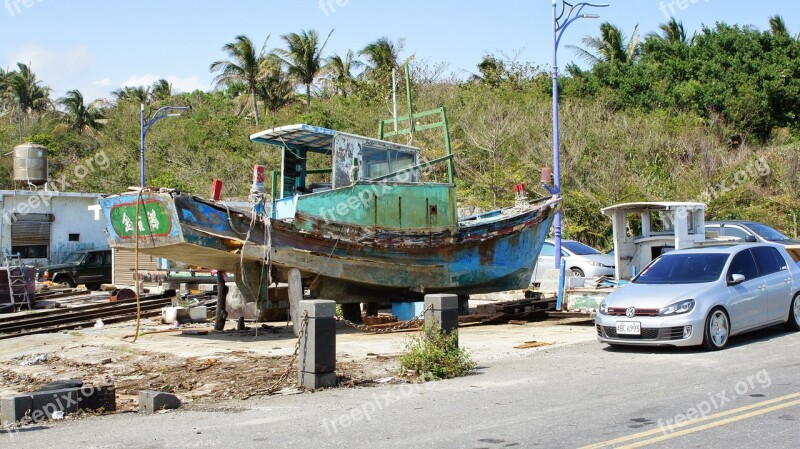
[297,299,337,389]
[288,268,303,337]
[424,293,460,336]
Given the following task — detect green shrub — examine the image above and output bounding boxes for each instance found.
[399,325,476,381]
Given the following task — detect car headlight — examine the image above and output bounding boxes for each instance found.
[659,299,695,316]
[599,300,608,315]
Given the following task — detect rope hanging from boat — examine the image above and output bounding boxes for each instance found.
[132,189,144,343]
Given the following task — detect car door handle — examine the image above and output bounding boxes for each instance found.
[785,278,792,283]
[758,284,767,290]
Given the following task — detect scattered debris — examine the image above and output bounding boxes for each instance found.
[514,341,552,349]
[1,345,381,411]
[374,377,405,384]
[20,354,47,366]
[181,328,211,336]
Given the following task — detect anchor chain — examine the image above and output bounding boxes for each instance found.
[336,304,433,334]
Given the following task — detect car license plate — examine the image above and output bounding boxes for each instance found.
[616,321,641,335]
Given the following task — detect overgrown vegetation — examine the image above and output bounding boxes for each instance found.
[1,16,799,250]
[399,325,476,380]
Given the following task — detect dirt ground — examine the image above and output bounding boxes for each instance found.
[0,319,404,412]
[0,304,596,413]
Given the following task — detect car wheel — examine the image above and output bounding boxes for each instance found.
[570,267,585,277]
[54,275,75,288]
[785,294,800,332]
[703,308,730,351]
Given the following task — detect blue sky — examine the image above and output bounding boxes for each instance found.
[2,0,798,101]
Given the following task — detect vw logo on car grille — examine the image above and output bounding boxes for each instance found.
[626,307,636,318]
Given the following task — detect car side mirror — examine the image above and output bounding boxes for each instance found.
[745,235,757,243]
[729,274,746,285]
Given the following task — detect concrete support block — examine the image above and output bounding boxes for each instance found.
[298,299,337,390]
[139,390,181,414]
[0,385,116,424]
[80,386,116,412]
[299,299,336,318]
[425,293,459,310]
[1,395,32,425]
[31,388,80,419]
[425,293,460,336]
[298,371,337,389]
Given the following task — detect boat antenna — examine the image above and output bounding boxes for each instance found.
[392,68,398,134]
[404,64,414,146]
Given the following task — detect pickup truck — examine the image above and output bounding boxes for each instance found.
[38,249,112,289]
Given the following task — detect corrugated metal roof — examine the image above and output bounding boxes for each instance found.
[249,124,336,154]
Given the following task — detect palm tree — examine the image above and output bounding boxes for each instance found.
[652,18,688,44]
[277,29,333,109]
[360,37,406,81]
[769,14,789,36]
[570,23,641,65]
[58,89,103,135]
[0,68,11,115]
[149,79,172,102]
[210,35,269,127]
[112,85,150,104]
[325,50,362,97]
[258,55,296,112]
[9,63,51,113]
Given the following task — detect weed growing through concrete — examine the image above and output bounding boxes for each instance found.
[399,324,475,380]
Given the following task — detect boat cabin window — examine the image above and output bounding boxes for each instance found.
[650,211,675,234]
[626,213,642,238]
[360,146,417,182]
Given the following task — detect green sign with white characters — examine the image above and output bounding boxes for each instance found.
[109,201,173,239]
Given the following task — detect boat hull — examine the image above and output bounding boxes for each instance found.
[100,192,558,302]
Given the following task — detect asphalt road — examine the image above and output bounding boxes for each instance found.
[3,324,799,449]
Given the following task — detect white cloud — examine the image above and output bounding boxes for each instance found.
[80,78,113,103]
[120,74,207,94]
[7,44,93,87]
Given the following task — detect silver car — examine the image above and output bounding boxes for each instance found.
[532,239,615,282]
[595,243,800,350]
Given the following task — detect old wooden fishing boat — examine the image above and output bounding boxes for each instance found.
[100,107,559,308]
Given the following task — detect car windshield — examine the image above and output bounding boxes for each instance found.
[747,223,791,242]
[633,253,729,284]
[561,241,600,256]
[63,252,85,264]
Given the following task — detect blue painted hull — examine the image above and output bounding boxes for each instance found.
[100,192,559,300]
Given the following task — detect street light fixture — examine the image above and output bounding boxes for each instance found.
[551,0,608,268]
[140,103,192,187]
